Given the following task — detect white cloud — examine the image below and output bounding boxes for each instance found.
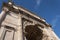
[37,0,41,5]
[58,38,60,40]
[51,15,60,27]
[34,0,41,9]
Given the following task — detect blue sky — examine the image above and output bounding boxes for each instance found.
[0,0,60,38]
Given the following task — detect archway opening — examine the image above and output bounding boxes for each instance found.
[24,24,43,40]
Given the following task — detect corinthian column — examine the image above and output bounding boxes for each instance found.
[0,7,9,40]
[17,13,23,40]
[0,7,9,25]
[14,13,23,40]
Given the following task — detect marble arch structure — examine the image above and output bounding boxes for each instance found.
[0,1,59,40]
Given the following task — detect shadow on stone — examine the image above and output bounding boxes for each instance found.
[25,24,43,40]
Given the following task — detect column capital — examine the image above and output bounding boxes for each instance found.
[2,7,9,12]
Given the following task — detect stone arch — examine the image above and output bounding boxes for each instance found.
[24,24,43,40]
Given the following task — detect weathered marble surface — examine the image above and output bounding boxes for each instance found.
[0,1,59,40]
